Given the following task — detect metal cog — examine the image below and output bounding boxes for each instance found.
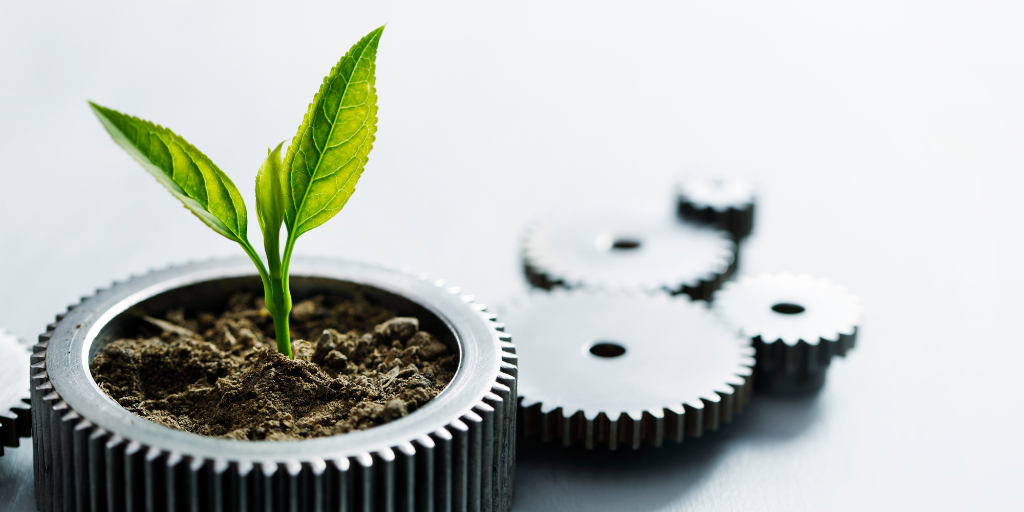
[498,290,754,450]
[712,273,863,392]
[675,175,756,240]
[521,209,737,300]
[31,258,518,511]
[1,328,32,457]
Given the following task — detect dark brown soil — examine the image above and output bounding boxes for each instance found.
[90,293,457,441]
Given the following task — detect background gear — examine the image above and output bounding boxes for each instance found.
[0,329,31,457]
[522,209,736,300]
[499,290,754,450]
[676,175,756,240]
[30,258,518,512]
[712,273,862,392]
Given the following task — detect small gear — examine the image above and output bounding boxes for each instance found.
[1,328,32,457]
[522,209,736,300]
[676,175,756,239]
[499,290,754,450]
[712,273,862,392]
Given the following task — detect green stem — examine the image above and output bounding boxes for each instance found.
[264,228,292,358]
[242,238,291,357]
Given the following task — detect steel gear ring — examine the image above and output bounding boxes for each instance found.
[31,258,518,512]
[712,273,862,392]
[1,329,32,457]
[498,290,754,450]
[521,209,736,300]
[675,175,756,240]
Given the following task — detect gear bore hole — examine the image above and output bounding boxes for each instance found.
[589,342,626,358]
[771,303,805,315]
[611,239,641,250]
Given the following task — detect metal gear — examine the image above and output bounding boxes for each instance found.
[498,290,754,450]
[521,209,737,300]
[31,258,518,512]
[1,329,32,457]
[712,273,862,392]
[676,175,756,240]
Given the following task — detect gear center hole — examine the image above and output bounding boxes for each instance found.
[771,303,805,315]
[611,239,641,250]
[589,342,626,358]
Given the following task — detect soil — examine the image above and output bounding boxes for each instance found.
[90,292,457,441]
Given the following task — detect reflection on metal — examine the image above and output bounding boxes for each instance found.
[500,290,754,450]
[522,209,736,300]
[713,273,862,392]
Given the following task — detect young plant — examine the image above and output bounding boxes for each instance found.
[90,26,383,358]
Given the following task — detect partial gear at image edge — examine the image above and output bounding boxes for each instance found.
[1,328,32,456]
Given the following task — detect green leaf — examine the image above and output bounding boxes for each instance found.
[281,25,383,240]
[256,142,286,237]
[89,102,249,242]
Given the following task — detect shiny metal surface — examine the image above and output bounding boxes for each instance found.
[30,258,517,511]
[499,291,754,449]
[522,209,735,300]
[0,330,31,457]
[713,274,863,392]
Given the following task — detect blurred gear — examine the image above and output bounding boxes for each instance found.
[712,273,862,392]
[1,329,32,456]
[522,209,736,300]
[676,175,756,239]
[500,290,754,450]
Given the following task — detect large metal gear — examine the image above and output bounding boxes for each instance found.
[1,329,32,457]
[712,273,862,392]
[522,209,736,300]
[676,175,756,240]
[499,291,754,450]
[30,258,518,512]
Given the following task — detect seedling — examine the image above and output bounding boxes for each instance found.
[90,26,383,358]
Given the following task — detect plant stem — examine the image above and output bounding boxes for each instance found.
[264,229,292,358]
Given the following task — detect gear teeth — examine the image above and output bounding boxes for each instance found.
[713,273,863,392]
[31,259,518,511]
[1,329,33,458]
[676,175,757,240]
[521,209,736,301]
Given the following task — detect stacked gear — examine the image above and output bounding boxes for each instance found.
[712,273,863,392]
[499,291,754,450]
[1,329,32,457]
[521,209,736,301]
[676,175,756,240]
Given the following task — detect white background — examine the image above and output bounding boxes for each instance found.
[1,1,1022,510]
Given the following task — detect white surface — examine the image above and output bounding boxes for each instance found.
[2,1,1022,510]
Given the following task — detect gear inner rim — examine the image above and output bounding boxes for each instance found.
[45,258,503,462]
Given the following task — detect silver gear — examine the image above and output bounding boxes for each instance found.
[522,209,736,300]
[498,290,754,450]
[1,329,32,457]
[712,273,862,392]
[30,258,518,512]
[676,175,756,240]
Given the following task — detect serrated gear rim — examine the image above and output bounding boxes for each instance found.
[31,257,518,511]
[521,209,736,300]
[712,272,863,346]
[675,176,756,239]
[501,289,755,450]
[1,329,32,457]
